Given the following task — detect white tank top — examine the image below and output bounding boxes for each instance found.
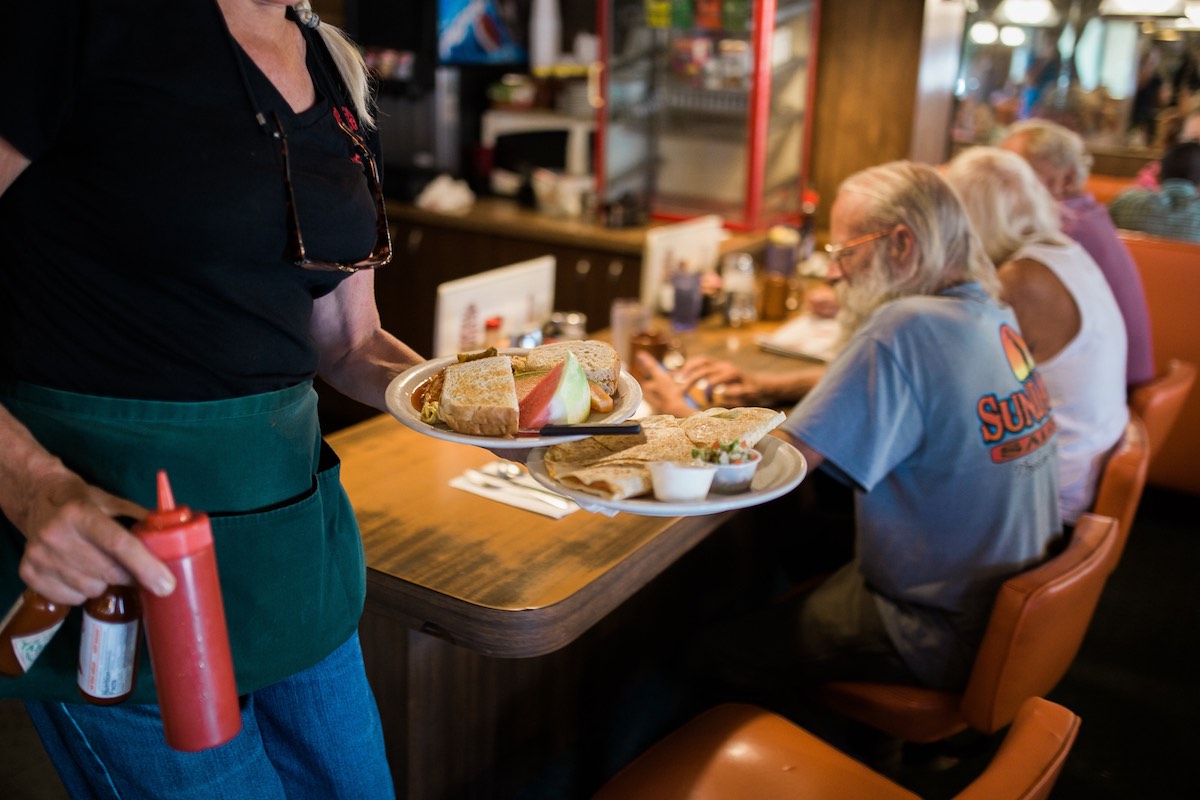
[1014,240,1129,523]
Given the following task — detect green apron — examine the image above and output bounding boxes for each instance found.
[0,381,366,703]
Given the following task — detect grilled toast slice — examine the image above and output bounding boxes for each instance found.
[439,355,519,436]
[525,340,620,395]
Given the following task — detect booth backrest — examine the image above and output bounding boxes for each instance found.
[1085,174,1136,205]
[1118,230,1200,494]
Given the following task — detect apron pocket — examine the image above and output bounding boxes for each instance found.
[211,450,365,695]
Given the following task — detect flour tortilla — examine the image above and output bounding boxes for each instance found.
[556,464,652,500]
[679,407,786,449]
[545,418,693,473]
[544,410,781,501]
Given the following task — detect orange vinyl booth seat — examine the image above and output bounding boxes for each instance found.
[593,697,1080,800]
[1118,230,1200,494]
[814,513,1119,745]
[1130,359,1196,466]
[1085,173,1136,205]
[1090,414,1150,568]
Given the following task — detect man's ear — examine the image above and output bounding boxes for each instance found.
[889,225,917,278]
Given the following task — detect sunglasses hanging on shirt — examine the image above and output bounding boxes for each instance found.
[218,5,392,273]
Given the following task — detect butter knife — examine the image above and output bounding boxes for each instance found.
[463,469,573,510]
[518,422,643,437]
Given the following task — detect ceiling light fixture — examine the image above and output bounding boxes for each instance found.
[970,20,1000,44]
[996,0,1060,26]
[1000,25,1028,46]
[1098,0,1187,18]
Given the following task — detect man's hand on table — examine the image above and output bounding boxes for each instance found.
[673,356,763,406]
[635,352,699,418]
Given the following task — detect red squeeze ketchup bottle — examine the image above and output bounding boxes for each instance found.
[135,470,241,752]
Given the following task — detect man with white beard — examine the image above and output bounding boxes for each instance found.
[643,161,1062,693]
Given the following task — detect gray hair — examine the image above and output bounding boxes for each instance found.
[1002,119,1093,186]
[296,2,375,129]
[837,160,999,297]
[942,147,1069,266]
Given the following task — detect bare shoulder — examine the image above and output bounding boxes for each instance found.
[998,257,1070,311]
[998,256,1080,360]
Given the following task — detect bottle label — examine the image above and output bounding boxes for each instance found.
[11,618,66,673]
[78,616,139,699]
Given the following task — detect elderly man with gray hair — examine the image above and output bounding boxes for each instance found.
[693,161,1061,697]
[1001,118,1156,386]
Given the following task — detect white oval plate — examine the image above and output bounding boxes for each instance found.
[384,348,642,449]
[525,436,807,516]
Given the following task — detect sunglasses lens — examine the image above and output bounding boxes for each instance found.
[282,116,391,273]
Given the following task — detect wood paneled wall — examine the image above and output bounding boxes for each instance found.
[808,0,930,230]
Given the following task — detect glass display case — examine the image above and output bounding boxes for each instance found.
[595,0,821,229]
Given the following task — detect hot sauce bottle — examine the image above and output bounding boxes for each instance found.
[135,470,241,751]
[77,584,141,704]
[0,589,69,678]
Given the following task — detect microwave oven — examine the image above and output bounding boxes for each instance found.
[480,109,595,196]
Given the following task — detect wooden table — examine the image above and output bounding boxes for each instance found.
[330,320,817,799]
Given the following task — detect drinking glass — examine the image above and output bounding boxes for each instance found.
[609,298,648,369]
[671,272,703,332]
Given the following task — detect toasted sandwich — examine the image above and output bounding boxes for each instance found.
[524,340,620,396]
[438,355,519,436]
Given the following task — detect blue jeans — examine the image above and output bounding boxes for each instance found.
[24,632,393,800]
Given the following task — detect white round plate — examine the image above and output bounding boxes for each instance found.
[526,436,808,516]
[384,348,642,449]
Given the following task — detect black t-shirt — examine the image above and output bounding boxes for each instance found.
[0,1,383,400]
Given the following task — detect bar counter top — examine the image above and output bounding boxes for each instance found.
[386,197,770,257]
[331,415,735,657]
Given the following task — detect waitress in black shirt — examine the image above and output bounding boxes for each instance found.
[0,2,418,796]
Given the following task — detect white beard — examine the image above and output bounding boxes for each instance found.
[834,251,899,339]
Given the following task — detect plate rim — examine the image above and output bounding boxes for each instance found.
[384,348,642,449]
[525,435,808,516]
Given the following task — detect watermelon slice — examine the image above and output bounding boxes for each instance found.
[518,352,591,430]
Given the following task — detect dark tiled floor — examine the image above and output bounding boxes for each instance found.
[1,485,1196,799]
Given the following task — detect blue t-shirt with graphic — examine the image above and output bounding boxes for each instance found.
[781,282,1061,688]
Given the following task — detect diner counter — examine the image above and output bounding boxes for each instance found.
[329,315,820,798]
[386,197,770,258]
[332,316,815,653]
[333,416,736,658]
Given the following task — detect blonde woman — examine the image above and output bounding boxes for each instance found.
[944,147,1128,527]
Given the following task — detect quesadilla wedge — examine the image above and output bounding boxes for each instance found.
[543,407,787,502]
[680,407,786,449]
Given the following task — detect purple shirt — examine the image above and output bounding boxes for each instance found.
[1060,193,1156,386]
